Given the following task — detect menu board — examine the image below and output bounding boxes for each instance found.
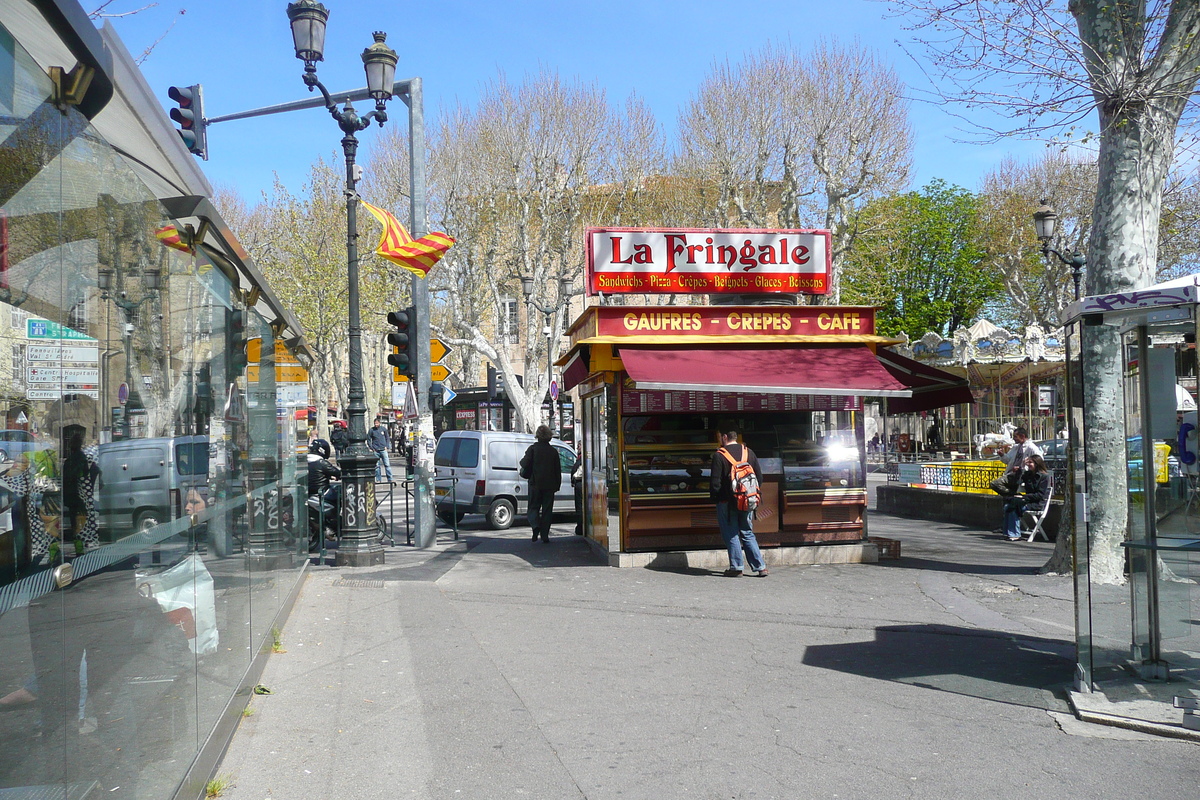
[620,388,861,414]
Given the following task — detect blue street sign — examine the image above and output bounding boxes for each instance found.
[442,386,457,405]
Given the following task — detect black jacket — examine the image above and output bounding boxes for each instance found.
[521,441,562,496]
[1020,470,1052,510]
[710,442,761,503]
[330,427,350,453]
[307,453,341,496]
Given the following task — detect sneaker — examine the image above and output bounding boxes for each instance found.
[722,568,743,577]
[757,568,769,577]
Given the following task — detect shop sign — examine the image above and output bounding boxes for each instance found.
[587,227,830,296]
[456,408,476,420]
[26,366,99,383]
[592,305,874,337]
[26,318,97,341]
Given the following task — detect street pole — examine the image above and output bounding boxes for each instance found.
[287,4,398,565]
[402,77,436,549]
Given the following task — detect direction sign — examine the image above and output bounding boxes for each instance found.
[27,366,99,383]
[430,338,453,364]
[442,386,458,405]
[395,364,454,383]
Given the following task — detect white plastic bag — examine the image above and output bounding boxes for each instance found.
[137,553,219,655]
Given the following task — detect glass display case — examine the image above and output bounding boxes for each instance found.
[625,446,713,496]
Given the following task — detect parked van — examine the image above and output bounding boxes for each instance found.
[434,430,576,529]
[97,435,210,533]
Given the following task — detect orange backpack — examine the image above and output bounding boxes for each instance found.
[718,446,760,512]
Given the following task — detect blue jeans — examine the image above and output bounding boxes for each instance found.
[374,449,393,482]
[716,501,765,571]
[1003,498,1026,539]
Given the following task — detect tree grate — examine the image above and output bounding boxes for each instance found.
[332,578,386,588]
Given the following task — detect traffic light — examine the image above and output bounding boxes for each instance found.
[168,84,208,160]
[226,309,248,376]
[387,306,418,381]
[487,364,497,399]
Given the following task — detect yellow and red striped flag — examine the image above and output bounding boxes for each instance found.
[360,200,454,278]
[155,224,193,254]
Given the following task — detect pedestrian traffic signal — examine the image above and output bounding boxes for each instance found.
[167,84,208,160]
[387,306,418,381]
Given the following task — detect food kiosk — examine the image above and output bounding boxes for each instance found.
[562,228,971,566]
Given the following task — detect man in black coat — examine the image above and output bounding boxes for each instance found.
[520,425,561,543]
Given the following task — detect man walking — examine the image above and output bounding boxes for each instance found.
[368,418,393,484]
[520,425,561,543]
[711,428,768,577]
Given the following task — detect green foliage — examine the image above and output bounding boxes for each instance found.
[843,180,1000,340]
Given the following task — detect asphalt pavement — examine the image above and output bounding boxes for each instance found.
[216,474,1199,799]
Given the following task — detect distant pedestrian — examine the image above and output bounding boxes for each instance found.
[520,425,561,543]
[710,428,768,577]
[368,418,393,483]
[330,421,349,458]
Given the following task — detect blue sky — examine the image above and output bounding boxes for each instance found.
[102,0,1045,207]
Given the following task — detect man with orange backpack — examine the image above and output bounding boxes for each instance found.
[710,428,768,577]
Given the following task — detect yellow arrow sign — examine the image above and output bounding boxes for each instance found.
[430,338,453,364]
[393,364,453,383]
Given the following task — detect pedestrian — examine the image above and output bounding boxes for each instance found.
[367,418,393,483]
[329,420,349,458]
[520,425,561,543]
[1003,454,1051,541]
[710,428,768,577]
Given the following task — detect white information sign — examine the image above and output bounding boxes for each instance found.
[26,388,99,400]
[27,344,99,363]
[26,367,100,383]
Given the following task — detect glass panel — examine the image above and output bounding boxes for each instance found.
[453,436,479,468]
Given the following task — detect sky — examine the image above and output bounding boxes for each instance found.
[100,0,1047,207]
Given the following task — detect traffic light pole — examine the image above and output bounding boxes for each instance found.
[402,78,436,549]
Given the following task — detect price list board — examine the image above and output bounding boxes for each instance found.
[620,387,861,414]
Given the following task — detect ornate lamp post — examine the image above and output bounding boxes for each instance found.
[98,267,160,438]
[287,1,397,566]
[1033,199,1087,301]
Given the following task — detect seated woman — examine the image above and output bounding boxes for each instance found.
[1003,454,1051,541]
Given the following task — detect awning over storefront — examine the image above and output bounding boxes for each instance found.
[618,345,914,396]
[875,349,974,414]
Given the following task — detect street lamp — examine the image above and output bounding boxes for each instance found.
[98,267,161,438]
[1033,199,1087,301]
[287,1,397,566]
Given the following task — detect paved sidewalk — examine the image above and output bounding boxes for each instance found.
[217,510,1198,800]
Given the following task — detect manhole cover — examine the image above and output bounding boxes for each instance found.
[333,578,385,588]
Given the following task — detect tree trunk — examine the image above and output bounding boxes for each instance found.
[1071,95,1175,584]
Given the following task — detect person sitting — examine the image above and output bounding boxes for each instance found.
[1003,454,1051,541]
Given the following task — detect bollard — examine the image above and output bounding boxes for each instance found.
[1174,696,1200,731]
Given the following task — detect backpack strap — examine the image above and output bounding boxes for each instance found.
[717,447,738,467]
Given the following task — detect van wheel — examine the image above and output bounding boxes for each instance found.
[0,449,7,462]
[486,498,515,530]
[134,510,161,532]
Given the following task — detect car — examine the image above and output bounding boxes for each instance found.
[1034,439,1067,459]
[0,429,43,462]
[434,430,577,530]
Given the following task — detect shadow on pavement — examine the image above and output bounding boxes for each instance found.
[803,623,1074,711]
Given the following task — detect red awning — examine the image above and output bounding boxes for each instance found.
[561,347,590,392]
[875,349,974,413]
[618,345,914,396]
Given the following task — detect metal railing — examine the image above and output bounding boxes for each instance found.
[885,457,1068,499]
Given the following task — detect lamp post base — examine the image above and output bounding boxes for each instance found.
[334,448,386,567]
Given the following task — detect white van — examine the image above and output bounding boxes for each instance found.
[434,430,576,529]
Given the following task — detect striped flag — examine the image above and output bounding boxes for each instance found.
[360,200,454,278]
[155,224,193,254]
